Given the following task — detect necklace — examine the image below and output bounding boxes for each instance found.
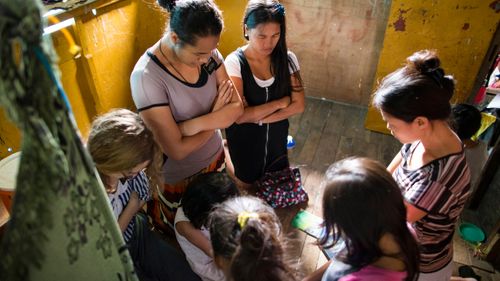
[158,40,190,82]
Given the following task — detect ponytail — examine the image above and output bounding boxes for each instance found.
[158,0,223,46]
[209,196,297,281]
[231,213,294,281]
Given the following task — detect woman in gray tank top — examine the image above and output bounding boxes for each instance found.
[130,0,243,234]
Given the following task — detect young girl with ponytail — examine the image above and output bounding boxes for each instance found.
[208,196,297,281]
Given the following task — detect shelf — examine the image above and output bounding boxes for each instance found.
[43,0,123,21]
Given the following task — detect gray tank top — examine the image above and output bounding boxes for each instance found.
[130,49,224,184]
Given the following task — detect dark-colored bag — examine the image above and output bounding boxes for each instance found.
[255,156,308,208]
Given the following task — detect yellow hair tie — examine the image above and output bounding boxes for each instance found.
[237,211,259,229]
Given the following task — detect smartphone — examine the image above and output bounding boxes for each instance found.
[292,209,344,260]
[291,209,325,239]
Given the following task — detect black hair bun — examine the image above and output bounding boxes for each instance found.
[406,49,441,73]
[157,0,176,12]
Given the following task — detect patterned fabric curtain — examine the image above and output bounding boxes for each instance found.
[0,1,137,280]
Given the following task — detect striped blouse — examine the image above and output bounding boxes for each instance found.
[393,142,471,273]
[108,171,151,242]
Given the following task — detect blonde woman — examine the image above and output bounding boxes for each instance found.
[87,109,201,281]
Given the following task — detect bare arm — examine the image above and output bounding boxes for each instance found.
[179,64,243,136]
[387,152,403,174]
[260,72,305,124]
[176,221,213,257]
[140,106,214,161]
[231,75,291,124]
[117,192,145,232]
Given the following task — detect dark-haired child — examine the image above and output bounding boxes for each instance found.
[174,172,240,281]
[373,50,471,280]
[451,103,488,190]
[208,196,298,281]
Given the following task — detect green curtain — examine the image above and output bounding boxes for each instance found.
[0,1,137,280]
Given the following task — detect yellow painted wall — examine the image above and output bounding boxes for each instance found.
[133,0,168,65]
[74,0,139,114]
[0,109,21,158]
[53,27,94,136]
[0,0,167,159]
[76,0,166,117]
[365,0,500,133]
[216,0,247,57]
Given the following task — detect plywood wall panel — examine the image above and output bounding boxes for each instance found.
[284,0,391,105]
[365,0,500,133]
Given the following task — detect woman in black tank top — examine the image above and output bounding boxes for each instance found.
[225,0,305,187]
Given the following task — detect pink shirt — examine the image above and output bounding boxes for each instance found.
[339,265,407,281]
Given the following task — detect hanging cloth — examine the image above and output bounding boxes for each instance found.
[0,1,137,280]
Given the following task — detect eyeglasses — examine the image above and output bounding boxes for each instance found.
[121,167,147,180]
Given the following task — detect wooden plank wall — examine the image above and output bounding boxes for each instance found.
[284,0,391,105]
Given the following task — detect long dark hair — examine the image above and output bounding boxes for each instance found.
[158,0,223,46]
[320,157,419,281]
[373,50,454,122]
[182,172,239,229]
[209,196,297,281]
[243,0,303,97]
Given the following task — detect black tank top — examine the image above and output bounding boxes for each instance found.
[225,48,290,183]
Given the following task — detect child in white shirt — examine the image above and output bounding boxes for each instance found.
[175,172,239,281]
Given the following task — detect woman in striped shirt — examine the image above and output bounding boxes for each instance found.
[372,50,471,281]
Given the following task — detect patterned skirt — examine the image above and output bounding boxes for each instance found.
[147,152,225,234]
